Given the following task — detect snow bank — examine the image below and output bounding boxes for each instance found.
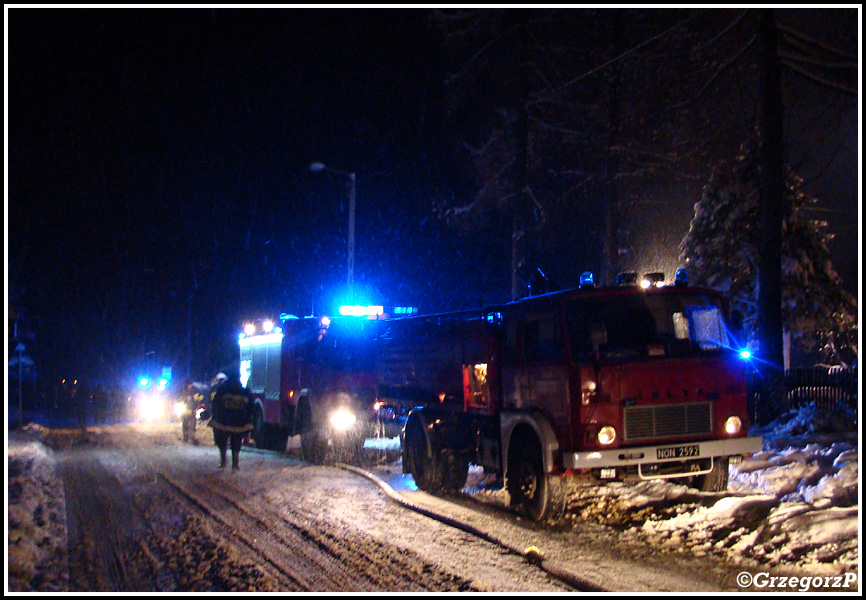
[7,425,70,592]
[626,402,859,574]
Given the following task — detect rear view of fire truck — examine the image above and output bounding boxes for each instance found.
[398,271,762,521]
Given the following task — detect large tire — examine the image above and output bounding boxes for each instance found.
[441,450,469,492]
[252,406,271,450]
[297,401,327,463]
[403,419,444,492]
[693,457,730,492]
[506,433,566,522]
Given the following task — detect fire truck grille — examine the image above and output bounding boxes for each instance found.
[623,402,713,441]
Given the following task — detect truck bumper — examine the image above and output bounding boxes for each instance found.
[563,436,763,471]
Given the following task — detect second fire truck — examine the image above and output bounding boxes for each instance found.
[239,270,762,521]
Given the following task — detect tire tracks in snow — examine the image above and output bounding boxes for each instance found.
[337,462,607,592]
[159,468,481,591]
[58,449,155,591]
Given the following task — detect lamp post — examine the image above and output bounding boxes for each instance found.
[310,162,356,294]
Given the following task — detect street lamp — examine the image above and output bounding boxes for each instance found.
[310,161,356,294]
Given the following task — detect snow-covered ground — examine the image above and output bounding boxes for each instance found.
[461,401,859,582]
[6,401,861,592]
[592,402,859,575]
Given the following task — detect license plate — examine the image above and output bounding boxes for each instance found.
[656,444,700,460]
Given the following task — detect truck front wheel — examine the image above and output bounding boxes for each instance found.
[506,433,566,522]
[693,457,729,492]
[297,401,327,463]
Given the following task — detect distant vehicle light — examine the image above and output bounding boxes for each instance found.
[139,377,150,388]
[641,272,665,288]
[739,349,752,360]
[140,394,164,421]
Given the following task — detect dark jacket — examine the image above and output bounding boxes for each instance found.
[209,377,254,433]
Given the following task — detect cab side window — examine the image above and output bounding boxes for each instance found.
[524,315,561,362]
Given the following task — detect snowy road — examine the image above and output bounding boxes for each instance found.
[8,408,859,593]
[49,424,576,592]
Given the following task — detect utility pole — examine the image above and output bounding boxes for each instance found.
[757,8,786,424]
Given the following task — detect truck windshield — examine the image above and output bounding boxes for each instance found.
[566,292,732,361]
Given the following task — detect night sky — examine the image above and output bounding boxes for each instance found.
[6,8,859,387]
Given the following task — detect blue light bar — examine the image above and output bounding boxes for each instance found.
[339,305,384,317]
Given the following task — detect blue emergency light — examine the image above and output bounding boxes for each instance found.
[339,305,384,317]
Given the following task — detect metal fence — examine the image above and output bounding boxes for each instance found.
[748,366,858,424]
[783,367,858,412]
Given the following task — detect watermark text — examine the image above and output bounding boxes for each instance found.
[737,571,858,591]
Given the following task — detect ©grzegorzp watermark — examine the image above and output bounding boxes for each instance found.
[736,571,858,591]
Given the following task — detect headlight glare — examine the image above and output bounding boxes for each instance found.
[598,426,617,445]
[725,416,742,435]
[330,409,357,431]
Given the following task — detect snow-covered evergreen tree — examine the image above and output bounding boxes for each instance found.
[679,140,857,367]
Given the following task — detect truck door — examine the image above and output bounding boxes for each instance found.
[502,310,571,444]
[523,312,570,439]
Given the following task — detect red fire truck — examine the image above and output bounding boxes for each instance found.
[239,270,761,521]
[389,270,762,521]
[240,310,390,461]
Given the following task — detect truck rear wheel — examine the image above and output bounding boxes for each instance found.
[441,450,469,491]
[404,419,444,492]
[252,406,270,450]
[506,433,566,522]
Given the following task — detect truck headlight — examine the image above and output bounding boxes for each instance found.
[173,402,186,418]
[724,416,742,435]
[598,426,617,445]
[330,409,357,431]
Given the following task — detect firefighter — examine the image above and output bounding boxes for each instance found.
[181,380,202,444]
[208,370,254,471]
